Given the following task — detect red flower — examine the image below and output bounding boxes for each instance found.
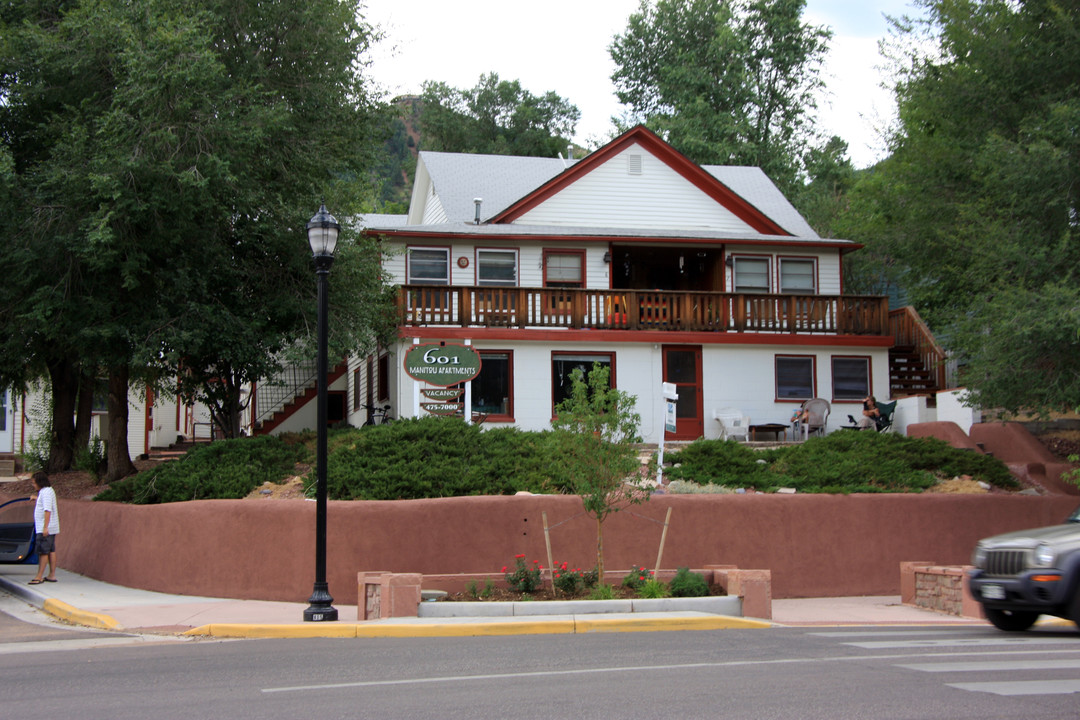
[502,566,507,572]
[515,554,525,559]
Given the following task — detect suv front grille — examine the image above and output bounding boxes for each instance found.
[984,549,1027,577]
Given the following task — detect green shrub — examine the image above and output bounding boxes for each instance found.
[664,432,1018,493]
[314,417,562,500]
[639,578,670,599]
[669,567,709,597]
[73,435,107,479]
[94,435,308,504]
[588,583,616,600]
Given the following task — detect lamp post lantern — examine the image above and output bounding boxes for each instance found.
[304,202,340,622]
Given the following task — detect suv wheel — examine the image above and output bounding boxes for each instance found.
[985,608,1039,632]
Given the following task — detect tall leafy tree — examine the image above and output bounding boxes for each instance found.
[418,73,581,157]
[0,0,396,477]
[609,0,830,194]
[841,0,1080,414]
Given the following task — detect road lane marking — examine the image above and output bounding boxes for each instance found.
[261,648,1080,694]
[845,637,1078,649]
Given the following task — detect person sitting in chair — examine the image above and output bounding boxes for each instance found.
[851,396,883,430]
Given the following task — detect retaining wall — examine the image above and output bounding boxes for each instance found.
[7,492,1075,603]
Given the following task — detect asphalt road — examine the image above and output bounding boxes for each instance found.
[1,619,1079,720]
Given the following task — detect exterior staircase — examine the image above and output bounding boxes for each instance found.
[889,345,939,397]
[888,307,947,399]
[252,361,348,436]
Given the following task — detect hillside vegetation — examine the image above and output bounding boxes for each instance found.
[89,418,1020,503]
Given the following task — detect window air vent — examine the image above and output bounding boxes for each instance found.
[627,153,642,175]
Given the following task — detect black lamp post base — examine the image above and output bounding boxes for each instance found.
[304,583,338,622]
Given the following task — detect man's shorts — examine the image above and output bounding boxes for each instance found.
[35,533,56,554]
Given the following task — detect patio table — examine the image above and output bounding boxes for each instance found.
[748,423,787,442]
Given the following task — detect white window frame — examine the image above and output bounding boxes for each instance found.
[476,249,518,287]
[733,256,771,293]
[407,247,450,285]
[779,257,817,294]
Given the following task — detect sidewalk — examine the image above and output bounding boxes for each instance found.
[0,563,999,639]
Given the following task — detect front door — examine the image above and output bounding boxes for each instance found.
[663,346,703,440]
[0,390,12,453]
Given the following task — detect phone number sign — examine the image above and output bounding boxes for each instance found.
[403,343,482,387]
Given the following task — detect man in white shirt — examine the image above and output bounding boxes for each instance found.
[29,471,59,584]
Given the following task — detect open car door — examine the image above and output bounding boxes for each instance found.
[0,497,36,564]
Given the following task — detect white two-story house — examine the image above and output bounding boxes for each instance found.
[331,125,904,444]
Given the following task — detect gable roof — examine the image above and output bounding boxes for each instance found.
[489,126,788,235]
[366,125,836,245]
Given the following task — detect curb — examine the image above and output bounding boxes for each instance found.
[182,614,772,639]
[42,598,123,631]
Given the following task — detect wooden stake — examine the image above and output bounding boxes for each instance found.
[543,511,555,592]
[653,507,673,576]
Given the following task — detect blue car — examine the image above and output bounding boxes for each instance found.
[0,497,37,564]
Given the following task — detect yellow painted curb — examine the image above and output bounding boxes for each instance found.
[575,615,772,633]
[183,616,769,639]
[43,598,122,631]
[355,621,578,638]
[184,623,358,639]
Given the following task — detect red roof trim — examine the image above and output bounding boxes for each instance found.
[369,229,859,251]
[487,125,790,236]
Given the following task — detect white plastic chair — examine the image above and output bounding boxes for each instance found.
[714,408,750,441]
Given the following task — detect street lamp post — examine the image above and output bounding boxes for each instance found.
[304,202,340,623]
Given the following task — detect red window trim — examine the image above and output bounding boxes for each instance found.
[775,353,817,402]
[830,354,872,403]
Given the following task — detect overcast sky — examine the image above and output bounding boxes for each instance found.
[362,0,923,169]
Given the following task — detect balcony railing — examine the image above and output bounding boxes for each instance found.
[397,286,890,336]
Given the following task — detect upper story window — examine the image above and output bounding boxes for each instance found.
[476,249,518,287]
[408,247,450,285]
[544,250,584,288]
[779,258,817,294]
[733,256,770,293]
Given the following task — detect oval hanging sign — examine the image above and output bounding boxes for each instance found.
[404,343,482,387]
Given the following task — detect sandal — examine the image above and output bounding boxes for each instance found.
[28,578,44,585]
[44,577,57,582]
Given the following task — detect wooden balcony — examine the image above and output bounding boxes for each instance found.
[397,286,891,336]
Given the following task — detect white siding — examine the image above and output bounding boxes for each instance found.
[726,245,841,295]
[514,144,759,233]
[390,338,889,443]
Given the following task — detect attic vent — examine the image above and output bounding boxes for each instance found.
[627,153,643,175]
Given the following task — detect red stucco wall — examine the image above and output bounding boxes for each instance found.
[16,492,1076,603]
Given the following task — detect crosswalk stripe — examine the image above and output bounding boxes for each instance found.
[810,630,976,638]
[898,659,1080,672]
[846,637,1078,649]
[946,680,1080,696]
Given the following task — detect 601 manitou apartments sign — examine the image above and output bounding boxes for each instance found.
[404,343,482,387]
